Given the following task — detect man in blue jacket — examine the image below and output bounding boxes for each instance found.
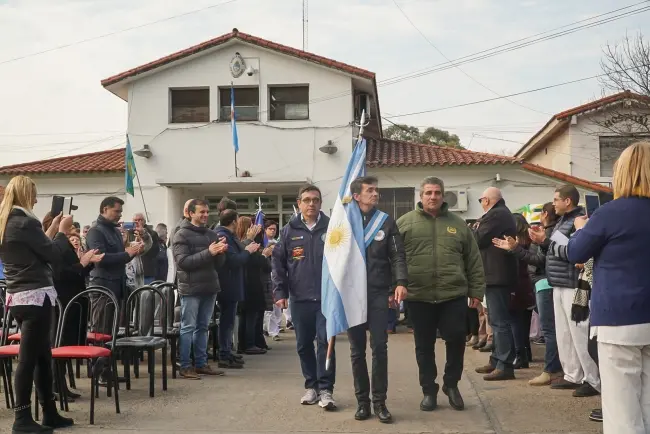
[272,184,336,410]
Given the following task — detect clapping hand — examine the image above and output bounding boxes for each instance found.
[528,225,546,244]
[262,245,275,258]
[125,242,143,257]
[246,224,262,241]
[209,239,228,256]
[80,249,104,267]
[574,215,588,230]
[492,235,517,251]
[245,242,261,253]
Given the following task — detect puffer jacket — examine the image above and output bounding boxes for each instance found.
[0,208,67,293]
[172,219,226,296]
[361,209,408,294]
[544,206,585,289]
[397,202,485,303]
[474,199,518,288]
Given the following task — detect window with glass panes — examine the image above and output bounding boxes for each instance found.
[378,188,415,221]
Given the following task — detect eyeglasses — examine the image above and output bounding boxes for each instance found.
[300,197,321,205]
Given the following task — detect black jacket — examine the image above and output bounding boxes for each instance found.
[52,236,90,304]
[86,215,131,298]
[155,240,169,282]
[474,199,518,288]
[361,209,408,294]
[242,239,272,311]
[272,212,329,302]
[172,219,226,296]
[140,226,160,278]
[0,208,67,293]
[544,206,585,289]
[214,226,250,303]
[512,225,553,285]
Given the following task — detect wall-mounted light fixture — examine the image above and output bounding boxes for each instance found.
[319,140,338,155]
[134,144,152,158]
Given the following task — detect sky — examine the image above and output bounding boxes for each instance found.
[0,0,647,166]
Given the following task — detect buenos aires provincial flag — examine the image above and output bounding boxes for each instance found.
[321,138,368,340]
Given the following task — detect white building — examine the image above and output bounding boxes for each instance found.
[0,29,611,227]
[515,91,650,187]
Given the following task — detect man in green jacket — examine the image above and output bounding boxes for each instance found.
[397,176,485,413]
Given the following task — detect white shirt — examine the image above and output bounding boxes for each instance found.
[592,324,650,346]
[301,214,321,232]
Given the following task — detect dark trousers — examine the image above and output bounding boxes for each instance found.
[485,285,515,372]
[218,300,238,360]
[511,309,531,355]
[407,297,467,394]
[292,300,335,392]
[387,308,398,332]
[467,307,479,336]
[238,309,266,350]
[347,292,389,404]
[10,298,54,408]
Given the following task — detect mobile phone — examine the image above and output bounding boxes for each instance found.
[122,222,135,231]
[51,196,74,216]
[585,194,600,217]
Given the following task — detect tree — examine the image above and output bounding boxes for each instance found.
[383,124,464,148]
[594,32,650,136]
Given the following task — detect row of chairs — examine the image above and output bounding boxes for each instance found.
[0,281,185,425]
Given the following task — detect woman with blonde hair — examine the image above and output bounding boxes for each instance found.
[0,175,75,433]
[568,141,650,433]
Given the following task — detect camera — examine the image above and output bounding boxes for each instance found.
[245,65,255,77]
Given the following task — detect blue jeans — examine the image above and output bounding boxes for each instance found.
[218,300,238,360]
[485,285,515,372]
[179,294,217,370]
[144,276,156,285]
[536,289,562,373]
[292,300,335,392]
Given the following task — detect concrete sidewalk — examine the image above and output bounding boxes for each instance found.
[0,330,602,433]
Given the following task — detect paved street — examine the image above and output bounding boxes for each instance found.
[0,330,603,434]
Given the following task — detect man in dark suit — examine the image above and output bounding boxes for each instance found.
[473,187,518,381]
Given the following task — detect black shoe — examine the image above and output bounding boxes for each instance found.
[589,408,603,422]
[472,339,487,350]
[232,354,245,362]
[573,383,600,398]
[419,394,437,411]
[243,347,267,355]
[479,343,494,352]
[218,360,243,369]
[354,402,371,421]
[373,402,393,423]
[41,397,74,429]
[513,354,529,369]
[12,406,53,433]
[550,379,580,390]
[442,385,464,411]
[532,336,546,345]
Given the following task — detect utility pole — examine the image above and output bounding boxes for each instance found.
[302,0,308,51]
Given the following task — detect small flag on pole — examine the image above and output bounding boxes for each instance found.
[125,137,137,197]
[231,86,239,153]
[321,137,368,341]
[254,197,268,247]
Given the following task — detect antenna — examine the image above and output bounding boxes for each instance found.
[302,0,308,51]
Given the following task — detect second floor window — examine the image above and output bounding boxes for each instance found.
[599,136,644,177]
[170,88,209,123]
[270,86,309,120]
[219,87,259,121]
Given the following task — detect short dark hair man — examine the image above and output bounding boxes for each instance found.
[86,196,144,382]
[474,187,518,381]
[529,184,600,396]
[347,176,407,423]
[272,184,336,410]
[398,177,485,411]
[172,199,228,379]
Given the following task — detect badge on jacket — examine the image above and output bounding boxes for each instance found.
[374,230,385,241]
[447,226,457,234]
[292,246,305,260]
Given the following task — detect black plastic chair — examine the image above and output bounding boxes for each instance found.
[108,285,168,397]
[51,286,120,425]
[151,282,179,379]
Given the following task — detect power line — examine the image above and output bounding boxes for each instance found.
[380,2,650,86]
[0,0,241,66]
[391,0,549,116]
[385,64,650,118]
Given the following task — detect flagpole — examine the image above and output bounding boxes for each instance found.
[232,81,238,178]
[135,169,149,222]
[325,109,368,372]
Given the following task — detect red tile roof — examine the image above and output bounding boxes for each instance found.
[366,137,519,167]
[101,28,375,87]
[367,137,612,193]
[0,142,611,194]
[0,148,124,175]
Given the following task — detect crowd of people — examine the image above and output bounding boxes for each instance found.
[0,140,648,433]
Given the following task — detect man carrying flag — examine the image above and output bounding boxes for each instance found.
[272,184,336,410]
[347,176,408,423]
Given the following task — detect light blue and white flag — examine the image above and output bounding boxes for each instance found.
[321,137,368,340]
[231,86,239,153]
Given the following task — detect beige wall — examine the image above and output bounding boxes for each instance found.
[526,128,571,174]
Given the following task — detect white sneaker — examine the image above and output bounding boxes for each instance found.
[300,388,319,405]
[318,390,336,410]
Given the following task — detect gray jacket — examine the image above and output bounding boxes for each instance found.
[172,219,225,296]
[544,206,585,289]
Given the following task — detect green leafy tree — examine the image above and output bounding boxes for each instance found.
[383,124,463,148]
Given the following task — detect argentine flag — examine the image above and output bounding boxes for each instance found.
[321,138,368,340]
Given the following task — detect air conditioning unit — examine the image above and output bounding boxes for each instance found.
[444,189,468,212]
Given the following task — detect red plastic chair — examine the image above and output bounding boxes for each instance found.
[51,286,121,425]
